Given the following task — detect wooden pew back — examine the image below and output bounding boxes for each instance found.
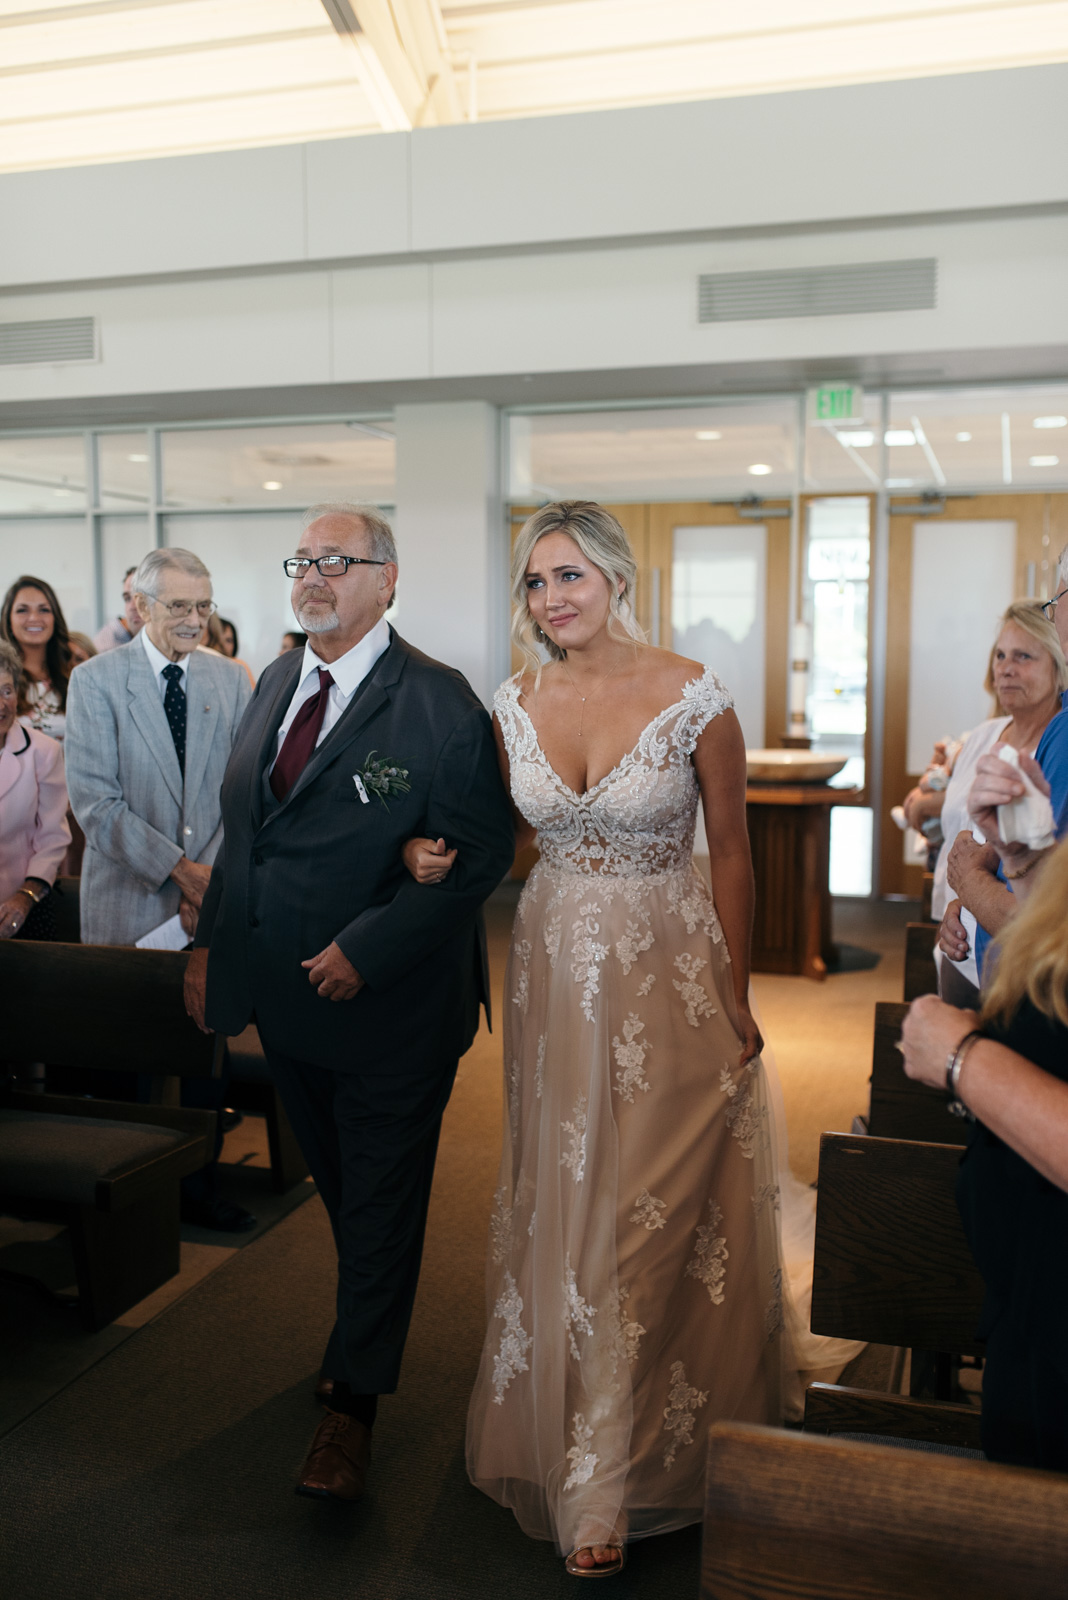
[867,1000,970,1144]
[702,1421,1068,1600]
[810,1132,984,1353]
[0,941,222,1077]
[903,920,939,1000]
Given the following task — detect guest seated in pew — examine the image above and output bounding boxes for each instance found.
[65,549,255,1233]
[933,600,1066,1007]
[901,826,1068,1472]
[67,632,97,668]
[0,639,70,940]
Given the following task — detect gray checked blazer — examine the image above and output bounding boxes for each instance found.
[65,640,253,945]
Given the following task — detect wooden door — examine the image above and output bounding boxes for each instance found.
[879,492,1068,897]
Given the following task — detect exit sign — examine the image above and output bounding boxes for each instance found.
[807,384,865,422]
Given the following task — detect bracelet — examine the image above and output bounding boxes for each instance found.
[945,1029,983,1113]
[17,882,45,905]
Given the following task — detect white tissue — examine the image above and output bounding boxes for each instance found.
[995,745,1056,851]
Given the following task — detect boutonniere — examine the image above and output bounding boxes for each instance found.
[353,751,411,809]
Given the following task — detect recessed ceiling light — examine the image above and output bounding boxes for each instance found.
[1029,456,1059,468]
[837,430,875,448]
[886,478,914,488]
[955,432,972,442]
[747,463,772,476]
[1033,416,1067,429]
[696,430,722,441]
[884,430,916,447]
[262,481,283,491]
[127,452,149,462]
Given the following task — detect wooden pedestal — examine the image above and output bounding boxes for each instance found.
[746,783,860,981]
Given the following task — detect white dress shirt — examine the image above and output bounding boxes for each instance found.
[141,627,190,698]
[272,616,391,764]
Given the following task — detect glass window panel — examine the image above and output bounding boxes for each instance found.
[161,422,395,510]
[803,392,882,492]
[100,518,153,630]
[0,436,87,513]
[98,433,152,512]
[0,519,95,634]
[509,402,796,502]
[164,513,307,680]
[672,524,766,749]
[829,806,873,897]
[805,498,870,773]
[888,385,1068,492]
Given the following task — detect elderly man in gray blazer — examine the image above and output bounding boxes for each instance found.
[66,546,254,1230]
[66,548,251,946]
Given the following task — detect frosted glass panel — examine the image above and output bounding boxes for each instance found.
[672,524,766,749]
[98,434,151,512]
[907,520,1015,773]
[0,437,86,513]
[0,519,94,634]
[101,518,153,627]
[162,422,395,510]
[164,514,302,680]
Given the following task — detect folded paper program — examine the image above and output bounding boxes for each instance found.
[996,745,1056,852]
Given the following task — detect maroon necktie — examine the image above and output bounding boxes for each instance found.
[270,667,334,800]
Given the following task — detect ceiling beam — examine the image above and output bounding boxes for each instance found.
[320,0,463,130]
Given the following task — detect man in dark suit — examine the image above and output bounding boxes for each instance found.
[184,502,514,1501]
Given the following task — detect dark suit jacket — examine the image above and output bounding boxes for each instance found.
[195,630,515,1071]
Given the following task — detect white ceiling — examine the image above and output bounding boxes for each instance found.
[2,0,1068,173]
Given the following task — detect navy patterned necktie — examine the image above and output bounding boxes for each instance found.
[161,662,187,774]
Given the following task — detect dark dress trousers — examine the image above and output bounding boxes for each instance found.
[956,999,1068,1471]
[196,629,515,1393]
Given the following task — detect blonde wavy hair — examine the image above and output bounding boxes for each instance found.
[981,835,1068,1031]
[510,501,647,679]
[984,600,1068,697]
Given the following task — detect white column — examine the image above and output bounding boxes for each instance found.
[392,401,506,707]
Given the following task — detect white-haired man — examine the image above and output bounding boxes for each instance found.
[66,548,254,1229]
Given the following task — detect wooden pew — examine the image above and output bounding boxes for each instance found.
[0,941,222,1329]
[702,1422,1068,1600]
[903,920,939,1000]
[809,1131,984,1437]
[920,869,935,923]
[867,1000,971,1145]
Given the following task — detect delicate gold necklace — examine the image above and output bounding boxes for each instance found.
[560,657,621,738]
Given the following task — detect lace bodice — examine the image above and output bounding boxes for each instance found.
[494,668,732,878]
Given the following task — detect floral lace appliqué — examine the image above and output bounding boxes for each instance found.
[685,1200,728,1305]
[561,1093,588,1183]
[491,1271,532,1404]
[512,939,532,1016]
[612,1013,651,1102]
[662,1360,708,1469]
[489,1184,514,1265]
[534,1033,547,1100]
[719,1065,761,1159]
[563,1255,597,1360]
[571,902,608,1021]
[752,1182,781,1217]
[673,952,716,1028]
[563,1414,598,1491]
[630,1188,667,1231]
[615,919,654,974]
[608,1283,645,1368]
[543,915,562,967]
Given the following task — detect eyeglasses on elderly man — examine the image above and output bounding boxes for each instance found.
[283,556,387,579]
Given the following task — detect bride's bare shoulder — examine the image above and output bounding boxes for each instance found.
[639,646,708,699]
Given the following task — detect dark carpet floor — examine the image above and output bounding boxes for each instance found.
[0,893,701,1600]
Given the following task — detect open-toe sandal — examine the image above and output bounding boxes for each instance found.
[564,1545,627,1578]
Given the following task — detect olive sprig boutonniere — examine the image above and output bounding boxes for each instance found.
[353,751,411,810]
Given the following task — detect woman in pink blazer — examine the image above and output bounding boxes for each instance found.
[0,639,71,940]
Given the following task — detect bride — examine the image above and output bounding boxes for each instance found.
[406,501,787,1575]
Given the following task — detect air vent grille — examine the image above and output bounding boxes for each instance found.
[0,317,97,366]
[698,259,937,323]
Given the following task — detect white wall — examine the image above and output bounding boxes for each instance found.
[1,66,1065,289]
[392,402,504,706]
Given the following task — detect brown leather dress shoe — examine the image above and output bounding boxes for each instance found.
[295,1410,372,1501]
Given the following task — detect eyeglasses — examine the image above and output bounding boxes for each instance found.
[283,556,386,579]
[1040,587,1068,619]
[154,599,217,619]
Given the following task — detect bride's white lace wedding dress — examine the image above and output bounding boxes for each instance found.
[465,668,788,1555]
